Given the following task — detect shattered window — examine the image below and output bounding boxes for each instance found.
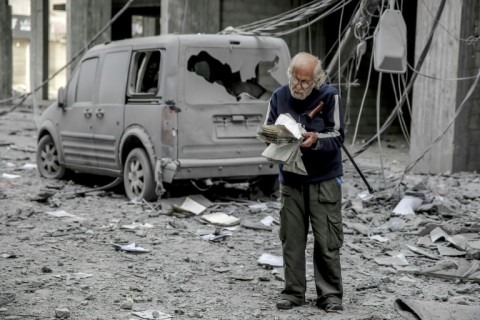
[185,48,287,104]
[128,50,161,96]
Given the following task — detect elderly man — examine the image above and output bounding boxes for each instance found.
[264,52,345,312]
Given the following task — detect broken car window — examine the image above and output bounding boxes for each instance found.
[128,50,161,96]
[185,49,285,104]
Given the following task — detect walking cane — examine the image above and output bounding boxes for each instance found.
[307,101,375,194]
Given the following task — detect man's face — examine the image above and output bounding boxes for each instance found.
[289,71,315,100]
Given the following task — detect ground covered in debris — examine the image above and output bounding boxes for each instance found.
[1,105,480,320]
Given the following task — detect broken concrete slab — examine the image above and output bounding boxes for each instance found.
[395,298,480,320]
[240,218,273,231]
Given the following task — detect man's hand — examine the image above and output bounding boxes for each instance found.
[301,131,318,148]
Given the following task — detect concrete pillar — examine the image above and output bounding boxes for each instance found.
[143,16,158,36]
[410,0,479,173]
[0,0,12,104]
[66,0,111,75]
[161,0,220,34]
[30,0,49,100]
[453,0,480,172]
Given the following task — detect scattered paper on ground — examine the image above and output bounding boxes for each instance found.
[260,215,276,226]
[201,212,240,226]
[21,163,37,170]
[131,309,172,319]
[177,197,207,215]
[121,222,154,230]
[46,210,83,219]
[370,235,389,242]
[2,173,20,179]
[392,195,423,215]
[112,243,150,254]
[374,252,409,266]
[257,253,283,267]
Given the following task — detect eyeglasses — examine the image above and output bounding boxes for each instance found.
[289,76,314,89]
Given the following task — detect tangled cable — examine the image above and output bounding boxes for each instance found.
[220,0,355,37]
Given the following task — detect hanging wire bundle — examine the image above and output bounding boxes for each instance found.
[219,0,355,37]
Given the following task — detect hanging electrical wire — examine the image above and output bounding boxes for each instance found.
[233,0,338,32]
[220,0,355,37]
[352,0,448,158]
[408,63,479,81]
[325,0,380,83]
[419,0,480,45]
[351,38,375,146]
[375,72,387,190]
[390,74,410,144]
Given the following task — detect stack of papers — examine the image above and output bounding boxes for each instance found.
[257,113,307,175]
[256,126,299,145]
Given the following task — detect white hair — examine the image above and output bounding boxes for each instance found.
[287,52,325,89]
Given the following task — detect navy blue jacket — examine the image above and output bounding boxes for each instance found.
[265,83,344,186]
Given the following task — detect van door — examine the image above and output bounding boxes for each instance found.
[177,46,288,175]
[93,48,132,170]
[58,57,99,168]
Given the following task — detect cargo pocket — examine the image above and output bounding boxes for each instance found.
[318,179,343,250]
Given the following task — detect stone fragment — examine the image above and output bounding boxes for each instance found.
[55,308,70,318]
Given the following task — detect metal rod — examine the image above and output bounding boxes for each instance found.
[340,143,375,194]
[307,100,374,193]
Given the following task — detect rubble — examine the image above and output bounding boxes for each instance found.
[1,107,480,318]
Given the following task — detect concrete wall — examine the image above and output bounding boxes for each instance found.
[0,0,12,103]
[30,0,49,100]
[411,0,479,173]
[67,0,112,75]
[162,0,220,35]
[220,0,315,57]
[453,0,480,172]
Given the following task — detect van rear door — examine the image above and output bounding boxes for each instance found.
[176,40,289,178]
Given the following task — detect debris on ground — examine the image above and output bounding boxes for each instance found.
[1,107,480,319]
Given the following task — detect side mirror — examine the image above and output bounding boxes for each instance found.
[57,87,66,108]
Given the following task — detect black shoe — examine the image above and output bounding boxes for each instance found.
[324,303,343,313]
[276,299,298,310]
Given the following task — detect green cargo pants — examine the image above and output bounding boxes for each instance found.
[279,178,343,306]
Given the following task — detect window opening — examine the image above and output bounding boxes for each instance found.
[130,50,160,96]
[187,51,270,101]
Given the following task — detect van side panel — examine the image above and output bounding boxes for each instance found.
[94,48,132,169]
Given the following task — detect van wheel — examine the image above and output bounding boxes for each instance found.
[124,148,157,201]
[36,135,66,179]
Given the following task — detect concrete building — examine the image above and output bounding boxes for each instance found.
[0,0,479,174]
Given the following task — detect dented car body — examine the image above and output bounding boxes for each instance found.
[36,34,290,200]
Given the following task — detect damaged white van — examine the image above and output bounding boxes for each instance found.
[36,34,290,201]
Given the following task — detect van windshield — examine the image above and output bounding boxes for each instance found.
[185,48,288,104]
